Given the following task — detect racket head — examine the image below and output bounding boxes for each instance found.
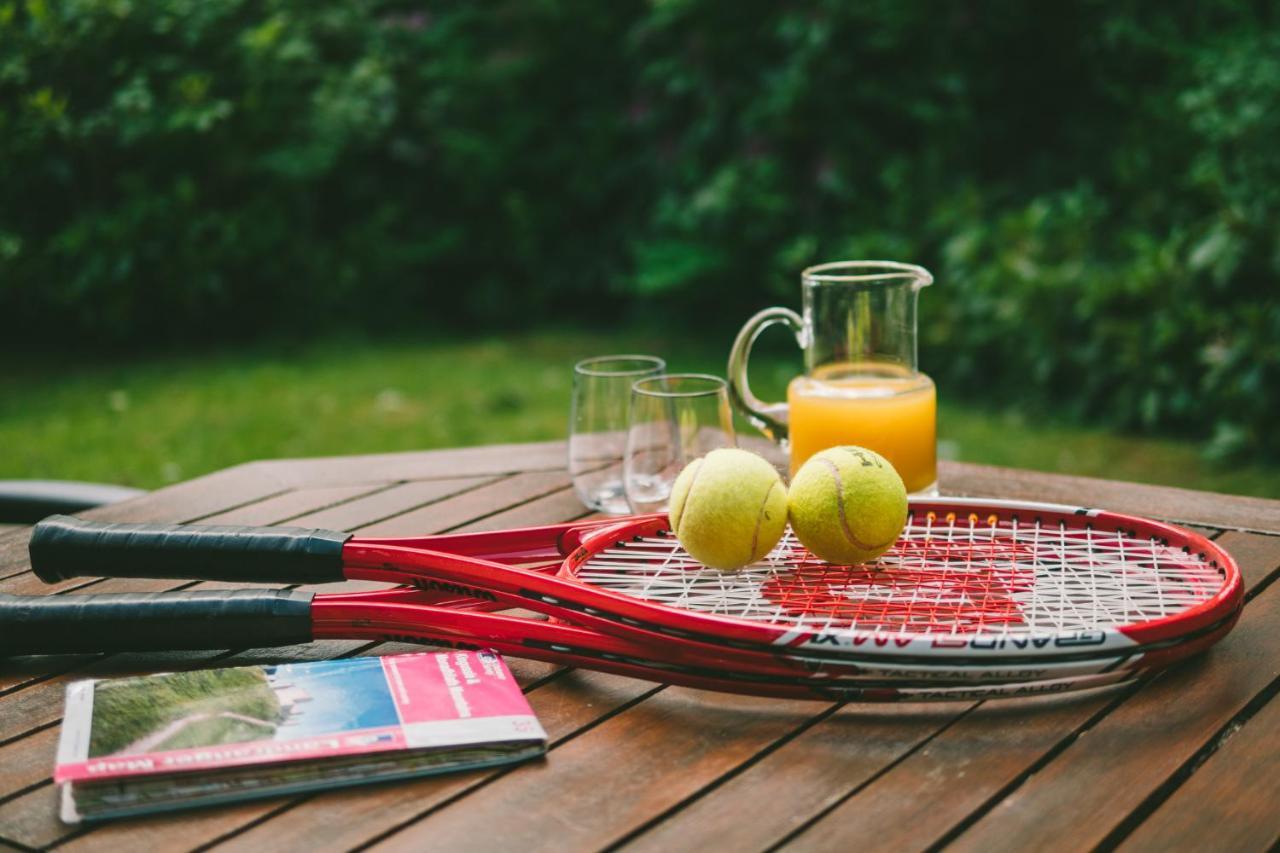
[555,498,1243,660]
[311,586,1236,686]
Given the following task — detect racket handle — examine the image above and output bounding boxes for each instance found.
[0,590,315,655]
[28,515,350,584]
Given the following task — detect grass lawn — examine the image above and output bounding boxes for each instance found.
[5,329,1278,498]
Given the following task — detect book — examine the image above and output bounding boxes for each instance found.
[55,650,547,822]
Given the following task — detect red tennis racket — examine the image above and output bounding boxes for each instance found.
[0,579,1232,701]
[24,498,1241,673]
[0,584,1212,702]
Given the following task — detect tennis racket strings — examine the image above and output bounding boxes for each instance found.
[574,514,1227,639]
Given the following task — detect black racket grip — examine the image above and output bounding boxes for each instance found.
[0,590,315,656]
[29,515,351,584]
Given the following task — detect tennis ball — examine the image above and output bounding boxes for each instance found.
[788,446,908,565]
[668,448,788,571]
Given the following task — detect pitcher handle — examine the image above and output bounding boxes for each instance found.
[727,306,805,444]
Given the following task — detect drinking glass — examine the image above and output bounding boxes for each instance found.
[624,373,736,514]
[570,355,666,513]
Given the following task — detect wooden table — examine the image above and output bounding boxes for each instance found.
[1,441,1278,852]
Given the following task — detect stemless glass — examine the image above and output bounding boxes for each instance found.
[624,373,736,514]
[570,355,666,513]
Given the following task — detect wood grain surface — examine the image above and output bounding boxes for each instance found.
[0,442,1276,852]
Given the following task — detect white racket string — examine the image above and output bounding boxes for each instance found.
[576,511,1224,638]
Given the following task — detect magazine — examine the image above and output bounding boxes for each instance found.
[55,650,547,822]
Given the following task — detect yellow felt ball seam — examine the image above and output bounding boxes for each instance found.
[675,456,713,544]
[817,456,895,552]
[669,456,703,535]
[749,479,784,562]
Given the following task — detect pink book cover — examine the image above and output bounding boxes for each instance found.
[55,651,545,785]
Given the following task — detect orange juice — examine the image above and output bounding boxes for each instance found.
[787,364,937,493]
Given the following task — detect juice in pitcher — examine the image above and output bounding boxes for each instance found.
[727,261,938,494]
[787,364,937,493]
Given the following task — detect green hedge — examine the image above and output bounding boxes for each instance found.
[2,1,1277,457]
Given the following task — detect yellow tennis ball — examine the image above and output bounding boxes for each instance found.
[788,446,908,564]
[668,448,788,571]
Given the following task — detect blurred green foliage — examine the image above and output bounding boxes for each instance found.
[2,1,1278,457]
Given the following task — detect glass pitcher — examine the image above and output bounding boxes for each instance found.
[727,260,938,494]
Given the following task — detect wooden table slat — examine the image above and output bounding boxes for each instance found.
[447,485,591,533]
[255,440,569,488]
[78,464,291,526]
[1213,531,1280,592]
[620,701,974,852]
[353,469,573,536]
[281,476,496,531]
[366,690,830,853]
[196,483,394,525]
[1115,688,1280,852]
[783,690,1127,852]
[0,528,34,580]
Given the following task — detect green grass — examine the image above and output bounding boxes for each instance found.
[4,329,1278,498]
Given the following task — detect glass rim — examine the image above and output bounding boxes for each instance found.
[573,354,667,378]
[631,372,729,399]
[802,260,933,287]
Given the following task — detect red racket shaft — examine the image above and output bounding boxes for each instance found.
[0,590,1145,702]
[0,586,1229,692]
[28,513,639,584]
[26,513,628,613]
